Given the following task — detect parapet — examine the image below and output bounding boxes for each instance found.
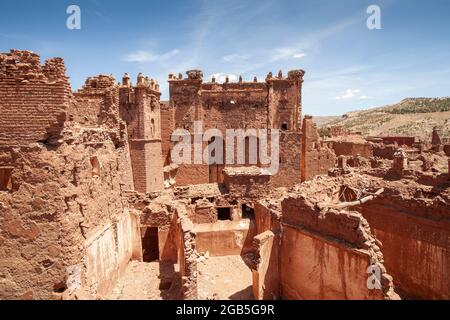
[266,69,305,82]
[168,69,305,88]
[76,74,117,95]
[0,49,67,83]
[121,73,160,92]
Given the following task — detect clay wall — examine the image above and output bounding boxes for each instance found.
[279,196,396,300]
[381,136,415,147]
[194,220,256,256]
[372,143,397,160]
[358,198,450,299]
[332,141,373,158]
[251,231,280,300]
[0,50,71,146]
[0,139,136,299]
[301,116,336,181]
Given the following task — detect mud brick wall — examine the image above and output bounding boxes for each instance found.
[0,50,71,146]
[267,78,302,131]
[0,140,137,300]
[373,143,397,160]
[160,102,174,165]
[201,85,268,132]
[271,132,302,188]
[357,197,450,299]
[71,75,119,127]
[301,116,336,181]
[279,195,397,300]
[332,141,373,158]
[168,71,305,186]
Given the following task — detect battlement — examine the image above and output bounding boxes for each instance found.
[168,69,305,88]
[0,49,67,83]
[121,73,160,93]
[76,74,117,95]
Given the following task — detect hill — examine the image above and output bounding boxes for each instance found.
[318,97,450,141]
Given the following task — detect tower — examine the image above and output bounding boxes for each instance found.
[119,74,164,193]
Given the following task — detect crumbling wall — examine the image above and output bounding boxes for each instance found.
[373,143,397,160]
[271,132,302,188]
[279,195,397,300]
[251,231,280,300]
[175,206,198,300]
[0,139,136,299]
[223,167,272,201]
[301,116,336,181]
[160,101,174,165]
[357,195,450,299]
[194,220,255,257]
[0,50,71,146]
[249,200,282,300]
[0,50,137,300]
[332,141,373,158]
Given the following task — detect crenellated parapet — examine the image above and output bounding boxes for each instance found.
[0,49,68,84]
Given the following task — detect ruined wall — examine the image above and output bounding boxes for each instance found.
[332,141,373,158]
[176,206,198,300]
[250,200,282,300]
[271,132,302,187]
[0,50,70,146]
[358,196,450,299]
[372,143,397,160]
[0,139,136,299]
[160,102,174,166]
[251,231,280,300]
[194,220,255,257]
[279,195,397,300]
[0,50,137,299]
[223,167,272,201]
[301,116,336,181]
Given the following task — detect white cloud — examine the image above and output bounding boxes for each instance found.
[210,73,239,83]
[222,53,250,62]
[360,95,369,100]
[125,49,181,62]
[271,48,307,61]
[335,89,361,100]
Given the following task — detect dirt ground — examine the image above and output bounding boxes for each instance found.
[197,255,253,300]
[108,261,181,300]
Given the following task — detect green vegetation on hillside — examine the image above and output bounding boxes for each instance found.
[384,98,450,114]
[318,97,450,141]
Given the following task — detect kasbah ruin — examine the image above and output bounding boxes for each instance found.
[0,48,449,301]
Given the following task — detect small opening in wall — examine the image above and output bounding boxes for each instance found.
[142,227,159,262]
[53,282,67,293]
[217,207,231,221]
[242,204,255,219]
[281,123,288,131]
[0,167,13,191]
[90,157,101,177]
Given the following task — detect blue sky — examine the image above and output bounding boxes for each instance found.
[1,0,449,116]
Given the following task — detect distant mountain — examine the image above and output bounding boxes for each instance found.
[316,97,450,141]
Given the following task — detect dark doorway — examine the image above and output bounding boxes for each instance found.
[142,227,159,262]
[217,207,232,221]
[0,167,13,191]
[242,204,255,219]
